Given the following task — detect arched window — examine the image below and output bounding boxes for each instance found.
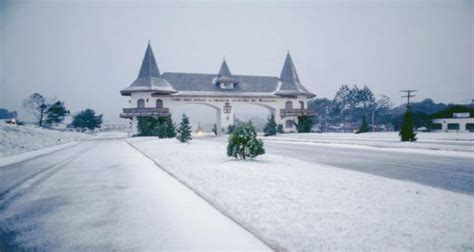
[299,101,305,109]
[285,120,293,128]
[285,101,293,109]
[156,99,163,109]
[137,98,145,108]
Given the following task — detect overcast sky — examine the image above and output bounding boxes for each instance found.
[0,0,472,124]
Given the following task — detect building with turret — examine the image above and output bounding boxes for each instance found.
[121,42,315,135]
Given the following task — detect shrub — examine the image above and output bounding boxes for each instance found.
[263,114,277,136]
[227,123,265,159]
[295,116,313,133]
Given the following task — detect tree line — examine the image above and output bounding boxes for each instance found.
[19,93,103,131]
[307,85,463,132]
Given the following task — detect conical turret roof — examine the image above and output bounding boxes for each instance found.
[280,52,300,84]
[121,42,176,96]
[216,58,239,85]
[218,59,232,78]
[138,42,161,78]
[275,52,314,97]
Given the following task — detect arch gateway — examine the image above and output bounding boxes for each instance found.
[120,43,315,135]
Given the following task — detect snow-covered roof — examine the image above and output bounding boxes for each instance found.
[121,44,315,98]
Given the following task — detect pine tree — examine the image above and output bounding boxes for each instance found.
[177,114,192,143]
[72,109,103,132]
[227,124,236,134]
[227,123,265,160]
[45,101,69,126]
[165,116,176,138]
[399,109,417,141]
[155,115,176,138]
[212,124,218,136]
[277,124,284,133]
[295,116,313,133]
[137,116,158,136]
[357,115,370,133]
[263,113,277,136]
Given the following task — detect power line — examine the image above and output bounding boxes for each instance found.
[401,90,417,108]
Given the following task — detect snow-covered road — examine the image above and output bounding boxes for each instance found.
[263,141,474,195]
[0,139,269,251]
[205,137,474,195]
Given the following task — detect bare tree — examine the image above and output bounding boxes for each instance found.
[22,93,48,127]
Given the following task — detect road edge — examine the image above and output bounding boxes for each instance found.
[0,142,81,168]
[126,140,285,252]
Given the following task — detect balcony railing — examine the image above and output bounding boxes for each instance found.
[120,107,170,118]
[280,109,316,117]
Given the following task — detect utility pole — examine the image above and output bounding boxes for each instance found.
[401,90,417,108]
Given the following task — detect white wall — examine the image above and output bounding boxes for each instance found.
[126,92,311,134]
[431,118,474,133]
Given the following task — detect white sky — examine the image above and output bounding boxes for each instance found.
[0,0,472,124]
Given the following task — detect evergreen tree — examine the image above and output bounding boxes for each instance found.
[212,124,218,136]
[227,123,265,160]
[155,115,176,138]
[295,116,313,133]
[45,101,69,126]
[263,113,277,136]
[72,109,103,131]
[357,115,370,133]
[164,116,176,138]
[137,116,158,136]
[177,114,192,143]
[399,109,417,141]
[227,124,236,134]
[277,124,284,133]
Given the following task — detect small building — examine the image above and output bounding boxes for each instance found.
[430,106,474,133]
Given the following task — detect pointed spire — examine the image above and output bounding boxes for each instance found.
[218,59,232,78]
[121,42,177,95]
[138,42,161,78]
[275,52,315,97]
[279,52,300,84]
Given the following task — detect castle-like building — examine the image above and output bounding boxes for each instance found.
[120,43,315,135]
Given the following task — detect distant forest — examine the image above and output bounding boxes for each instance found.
[308,85,473,131]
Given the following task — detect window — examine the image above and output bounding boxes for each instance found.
[137,99,145,108]
[431,123,442,130]
[466,124,474,132]
[285,101,293,109]
[285,120,293,128]
[447,123,459,130]
[299,101,305,109]
[222,83,234,89]
[156,99,163,109]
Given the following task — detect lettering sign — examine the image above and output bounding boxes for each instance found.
[453,112,470,118]
[171,97,277,104]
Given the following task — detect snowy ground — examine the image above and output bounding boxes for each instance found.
[0,124,88,158]
[264,132,474,152]
[130,138,474,251]
[0,139,268,251]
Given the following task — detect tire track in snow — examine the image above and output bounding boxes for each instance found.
[0,141,97,209]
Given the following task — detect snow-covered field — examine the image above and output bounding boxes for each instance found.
[130,138,474,251]
[0,124,88,158]
[264,132,474,152]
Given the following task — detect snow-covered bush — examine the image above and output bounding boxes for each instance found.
[227,123,265,159]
